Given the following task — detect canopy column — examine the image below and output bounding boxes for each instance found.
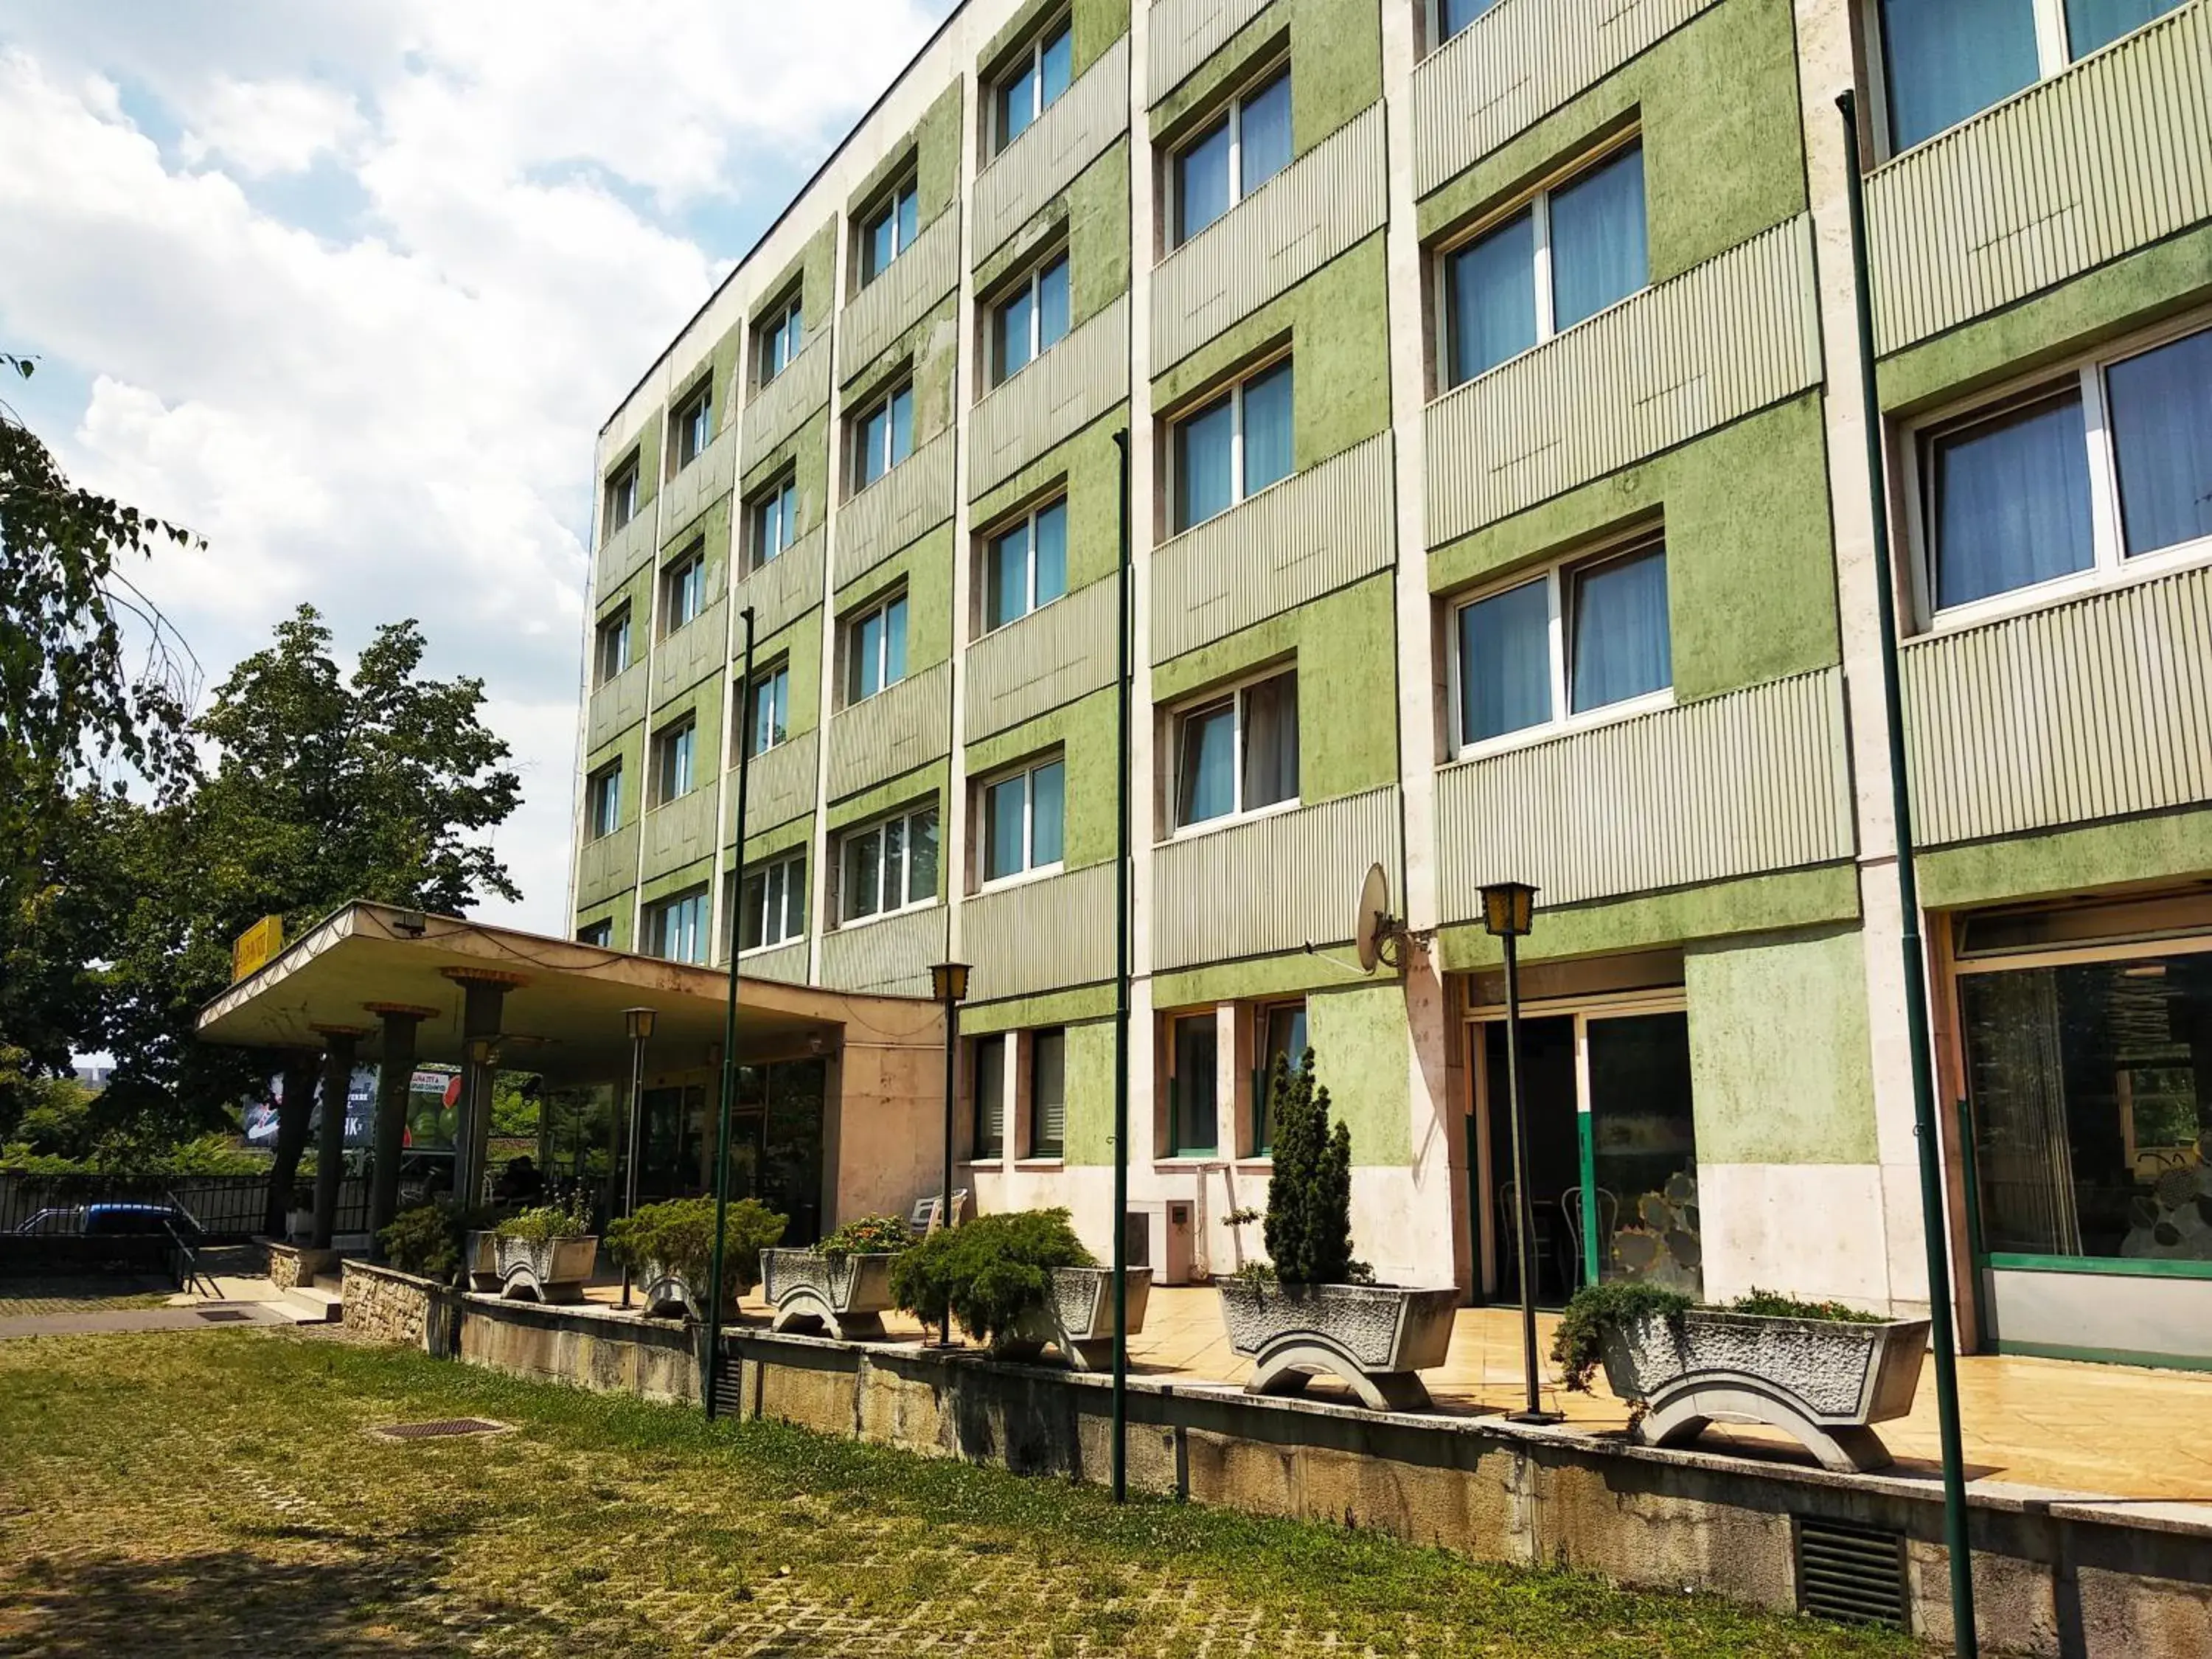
[442,968,526,1206]
[308,1025,371,1250]
[364,1002,439,1247]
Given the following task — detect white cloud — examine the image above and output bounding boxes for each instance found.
[0,1,950,932]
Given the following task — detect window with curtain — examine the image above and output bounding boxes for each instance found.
[1173,669,1298,829]
[973,1034,1006,1159]
[1030,1029,1066,1158]
[1172,359,1293,532]
[661,546,706,633]
[588,762,622,839]
[751,476,799,568]
[2067,0,2183,54]
[647,887,710,965]
[1443,144,1646,389]
[737,852,807,952]
[981,757,1065,883]
[992,254,1071,384]
[1453,539,1671,750]
[2107,326,2212,559]
[1169,1014,1218,1156]
[844,591,908,703]
[1172,67,1293,247]
[984,500,1068,631]
[1927,393,2095,610]
[994,18,1072,153]
[853,384,914,489]
[744,664,788,758]
[838,803,938,922]
[653,717,696,803]
[860,181,919,285]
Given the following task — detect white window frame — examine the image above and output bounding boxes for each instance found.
[1899,310,2212,637]
[1169,60,1291,250]
[1433,133,1644,394]
[672,379,712,470]
[1447,531,1674,760]
[989,252,1070,386]
[660,544,707,636]
[842,588,908,706]
[1167,665,1301,838]
[977,754,1066,891]
[586,761,622,840]
[836,802,939,926]
[748,474,800,571]
[1166,352,1294,535]
[742,661,790,759]
[595,605,632,686]
[652,717,697,805]
[859,179,920,287]
[850,381,914,492]
[757,294,804,386]
[980,498,1068,633]
[647,886,711,965]
[734,850,807,955]
[603,456,639,536]
[992,16,1072,154]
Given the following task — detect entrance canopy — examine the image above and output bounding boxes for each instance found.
[196,901,941,1082]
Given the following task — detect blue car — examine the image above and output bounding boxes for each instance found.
[12,1203,201,1239]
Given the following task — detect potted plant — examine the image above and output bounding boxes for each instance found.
[763,1214,914,1340]
[889,1208,1150,1367]
[1553,1283,1930,1472]
[484,1192,598,1304]
[378,1200,492,1284]
[1216,1053,1457,1411]
[603,1196,787,1321]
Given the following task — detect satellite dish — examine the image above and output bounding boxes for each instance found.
[1354,863,1391,973]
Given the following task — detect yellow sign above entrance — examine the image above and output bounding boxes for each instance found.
[232,915,284,983]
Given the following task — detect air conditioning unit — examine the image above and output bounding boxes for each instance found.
[1126,1200,1197,1285]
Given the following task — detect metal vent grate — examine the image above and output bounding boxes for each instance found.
[1795,1517,1909,1630]
[373,1419,507,1440]
[195,1309,252,1324]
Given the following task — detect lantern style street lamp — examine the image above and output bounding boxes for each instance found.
[1480,881,1558,1425]
[619,1007,656,1308]
[928,961,972,1347]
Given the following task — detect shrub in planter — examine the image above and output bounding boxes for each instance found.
[1258,1051,1363,1288]
[379,1200,493,1281]
[602,1197,788,1312]
[888,1208,1093,1349]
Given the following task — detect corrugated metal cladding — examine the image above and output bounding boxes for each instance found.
[728,729,820,840]
[819,904,947,997]
[967,295,1131,495]
[825,659,953,801]
[963,861,1116,999]
[1411,0,1720,199]
[1151,431,1395,663]
[1147,0,1275,105]
[736,526,825,643]
[660,426,736,543]
[594,509,655,594]
[964,575,1119,741]
[973,35,1131,262]
[586,661,647,753]
[741,330,832,461]
[1423,215,1820,547]
[836,429,956,588]
[652,600,728,707]
[1151,102,1386,371]
[1902,563,2212,848]
[726,937,810,984]
[640,787,720,882]
[574,820,639,908]
[838,209,961,384]
[1436,667,1854,917]
[1865,1,2211,356]
[1152,786,1402,970]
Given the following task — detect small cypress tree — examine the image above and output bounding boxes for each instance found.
[1260,1049,1354,1286]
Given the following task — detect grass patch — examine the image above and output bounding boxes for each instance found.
[0,1329,1919,1656]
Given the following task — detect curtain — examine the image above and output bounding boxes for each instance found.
[1174,395,1235,529]
[2067,0,2180,54]
[1241,363,1295,496]
[1932,392,2095,608]
[1571,546,1671,714]
[1550,145,1647,330]
[1239,72,1293,196]
[1448,211,1537,385]
[1033,502,1068,605]
[2107,326,2212,557]
[1458,577,1551,741]
[1030,761,1065,866]
[985,776,1026,880]
[987,521,1029,630]
[1175,119,1231,244]
[1963,970,2083,1255]
[1174,1018,1218,1153]
[1880,0,2039,151]
[1242,673,1299,810]
[1176,702,1236,824]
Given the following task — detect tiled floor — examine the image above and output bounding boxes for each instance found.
[580,1279,2212,1508]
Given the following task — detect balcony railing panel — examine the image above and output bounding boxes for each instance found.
[725,728,819,841]
[820,905,946,998]
[593,508,656,595]
[838,209,961,383]
[574,818,639,909]
[659,425,737,543]
[735,524,824,643]
[640,787,720,882]
[586,660,648,754]
[652,598,728,707]
[835,429,956,589]
[969,295,1130,496]
[964,862,1116,1000]
[741,330,832,462]
[826,659,952,801]
[964,575,1119,742]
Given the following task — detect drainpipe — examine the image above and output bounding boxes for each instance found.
[705,604,758,1420]
[1110,425,1133,1504]
[1837,91,1979,1659]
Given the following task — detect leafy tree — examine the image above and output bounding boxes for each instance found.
[1259,1051,1357,1287]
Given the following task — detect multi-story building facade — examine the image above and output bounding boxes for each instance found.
[569,0,2212,1371]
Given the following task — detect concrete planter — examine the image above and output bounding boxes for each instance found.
[762,1247,900,1340]
[998,1265,1152,1370]
[1601,1309,1930,1472]
[490,1234,598,1304]
[637,1259,744,1323]
[464,1231,501,1292]
[1219,1279,1458,1411]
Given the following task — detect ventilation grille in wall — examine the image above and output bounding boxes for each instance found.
[1794,1517,1909,1630]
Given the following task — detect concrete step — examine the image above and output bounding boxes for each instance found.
[276,1284,344,1324]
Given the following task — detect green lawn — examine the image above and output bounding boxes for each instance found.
[0,1329,1918,1657]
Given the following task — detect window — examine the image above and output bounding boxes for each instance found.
[576,920,613,949]
[1172,669,1298,830]
[1433,0,1501,46]
[1251,1001,1308,1155]
[742,664,790,759]
[983,500,1068,632]
[844,591,909,703]
[646,886,710,965]
[587,762,622,840]
[603,456,639,536]
[981,757,1065,884]
[1171,358,1293,532]
[860,181,919,285]
[758,294,804,385]
[838,803,939,922]
[1168,1013,1218,1156]
[749,475,800,568]
[1442,142,1646,388]
[661,546,707,634]
[652,717,697,804]
[594,605,632,686]
[973,1034,1006,1160]
[672,380,712,470]
[1874,0,2182,153]
[991,254,1071,385]
[733,851,807,952]
[993,18,1072,153]
[852,383,914,490]
[1454,539,1672,748]
[1917,322,2212,617]
[1030,1029,1066,1158]
[1172,67,1292,247]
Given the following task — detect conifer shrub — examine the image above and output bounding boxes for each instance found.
[378,1199,493,1280]
[888,1208,1094,1348]
[602,1196,787,1293]
[1258,1051,1363,1287]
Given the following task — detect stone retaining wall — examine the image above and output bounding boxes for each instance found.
[340,1260,452,1354]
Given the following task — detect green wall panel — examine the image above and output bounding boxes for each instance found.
[1308,979,1412,1166]
[1917,804,2212,914]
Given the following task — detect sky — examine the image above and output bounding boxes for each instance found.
[0,0,957,935]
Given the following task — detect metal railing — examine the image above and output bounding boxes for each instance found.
[0,1172,369,1240]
